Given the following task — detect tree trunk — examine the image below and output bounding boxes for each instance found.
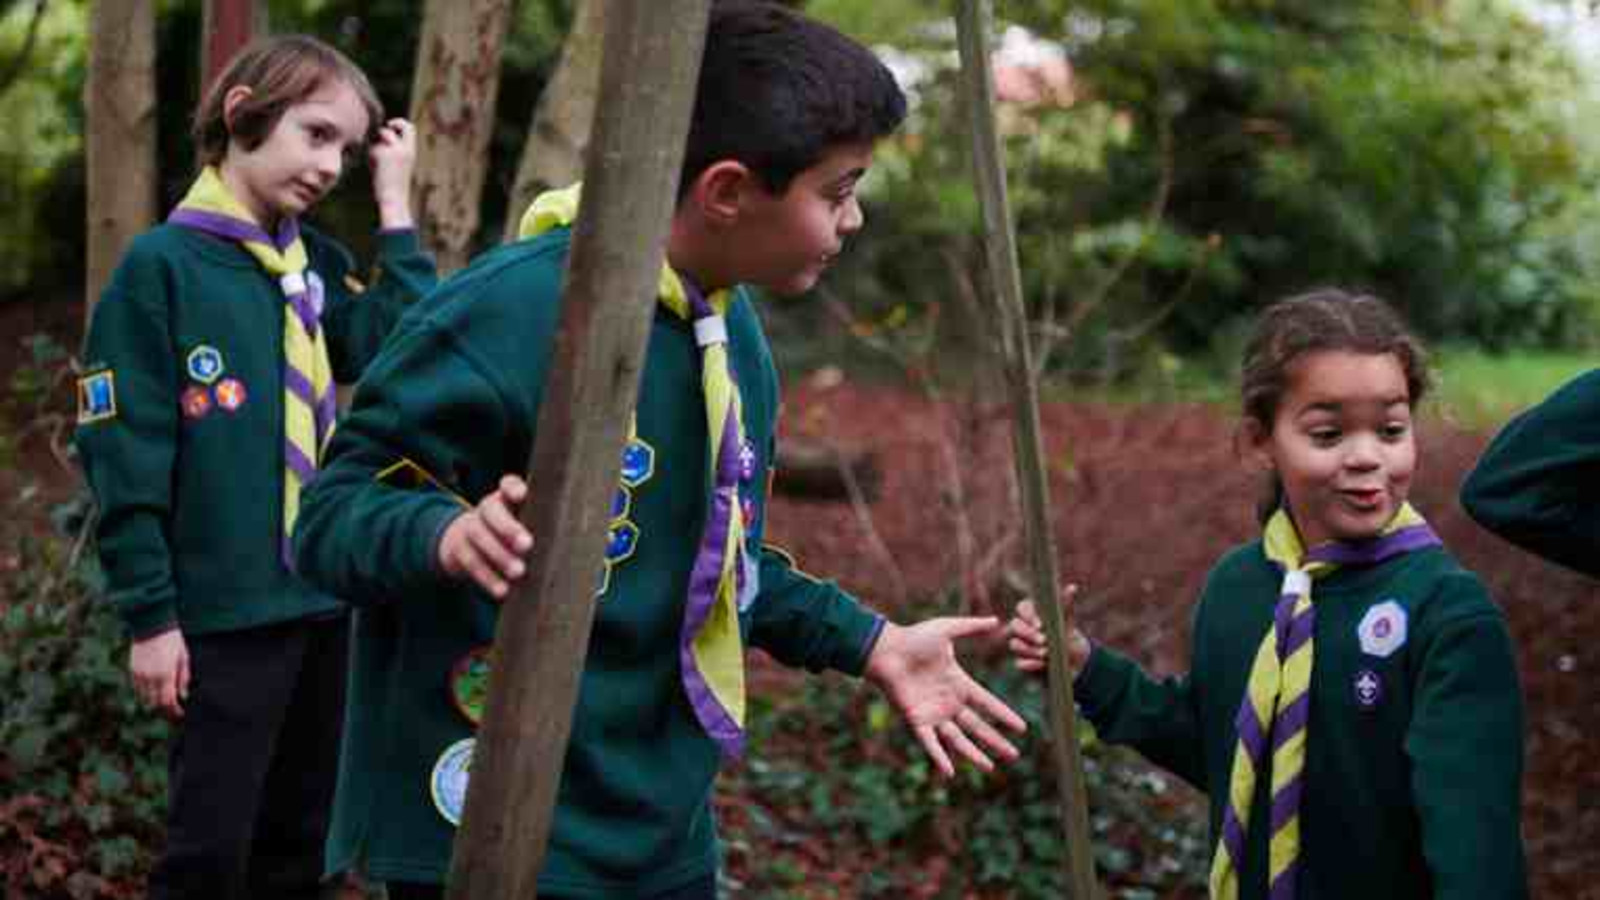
[200,0,265,96]
[84,0,157,327]
[502,0,607,242]
[445,2,712,895]
[408,0,512,273]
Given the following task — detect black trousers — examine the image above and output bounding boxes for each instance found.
[387,874,718,900]
[148,616,349,900]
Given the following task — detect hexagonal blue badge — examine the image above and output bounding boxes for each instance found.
[186,345,225,385]
[619,439,655,487]
[610,486,632,521]
[605,520,640,563]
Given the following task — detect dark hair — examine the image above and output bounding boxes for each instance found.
[191,34,383,168]
[1240,288,1432,520]
[681,1,907,199]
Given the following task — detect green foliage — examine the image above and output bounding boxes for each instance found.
[723,661,1208,898]
[0,504,169,897]
[826,0,1600,396]
[1429,344,1595,427]
[0,0,87,300]
[1027,0,1600,350]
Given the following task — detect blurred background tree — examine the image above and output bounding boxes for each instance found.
[817,0,1600,390]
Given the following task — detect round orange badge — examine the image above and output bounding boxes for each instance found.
[215,377,248,412]
[181,385,212,419]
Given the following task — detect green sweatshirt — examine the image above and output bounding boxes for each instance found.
[1075,540,1526,899]
[1460,368,1600,578]
[75,224,437,638]
[292,228,884,897]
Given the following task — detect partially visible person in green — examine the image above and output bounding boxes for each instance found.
[74,34,436,900]
[292,4,1025,898]
[1011,290,1527,900]
[1460,369,1600,578]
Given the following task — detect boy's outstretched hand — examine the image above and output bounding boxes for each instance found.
[1007,586,1092,675]
[438,474,533,600]
[864,617,1027,778]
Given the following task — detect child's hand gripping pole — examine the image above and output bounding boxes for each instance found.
[955,2,1102,897]
[1008,587,1091,675]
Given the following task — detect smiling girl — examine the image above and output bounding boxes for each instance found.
[75,35,436,899]
[1009,290,1527,899]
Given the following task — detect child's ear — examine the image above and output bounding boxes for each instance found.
[1242,418,1274,471]
[222,85,255,133]
[690,161,756,227]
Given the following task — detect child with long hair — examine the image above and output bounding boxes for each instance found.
[1010,289,1526,899]
[74,35,436,899]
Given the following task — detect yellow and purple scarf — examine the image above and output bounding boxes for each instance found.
[1210,503,1440,900]
[168,167,336,568]
[520,184,750,759]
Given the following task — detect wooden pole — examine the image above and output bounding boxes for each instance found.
[84,0,157,327]
[443,2,712,897]
[954,2,1102,898]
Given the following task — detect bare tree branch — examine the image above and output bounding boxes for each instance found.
[0,0,48,100]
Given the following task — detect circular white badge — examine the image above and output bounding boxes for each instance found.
[430,737,475,826]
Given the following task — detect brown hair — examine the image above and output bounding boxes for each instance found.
[1240,288,1432,520]
[191,34,383,168]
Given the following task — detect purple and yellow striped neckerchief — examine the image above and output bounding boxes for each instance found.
[168,166,336,568]
[519,184,750,759]
[1211,502,1439,900]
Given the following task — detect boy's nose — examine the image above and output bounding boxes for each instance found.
[840,195,864,234]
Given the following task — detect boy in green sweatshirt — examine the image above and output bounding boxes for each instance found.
[293,4,1025,898]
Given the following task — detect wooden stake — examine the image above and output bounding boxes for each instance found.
[444,2,712,896]
[954,2,1102,897]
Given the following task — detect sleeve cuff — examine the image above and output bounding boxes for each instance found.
[121,600,179,641]
[375,228,422,257]
[423,505,468,587]
[851,613,889,674]
[1072,642,1124,713]
[834,605,886,677]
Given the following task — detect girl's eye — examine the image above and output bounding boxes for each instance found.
[1308,428,1340,446]
[1381,422,1410,440]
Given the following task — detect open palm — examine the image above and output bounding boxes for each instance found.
[865,616,1027,777]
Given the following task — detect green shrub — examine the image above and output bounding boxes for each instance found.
[0,498,168,898]
[721,659,1208,898]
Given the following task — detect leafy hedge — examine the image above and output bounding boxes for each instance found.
[0,502,169,899]
[720,660,1209,898]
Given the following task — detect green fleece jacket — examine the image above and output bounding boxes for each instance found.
[292,228,884,897]
[76,224,437,638]
[1075,540,1526,899]
[1460,368,1600,578]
